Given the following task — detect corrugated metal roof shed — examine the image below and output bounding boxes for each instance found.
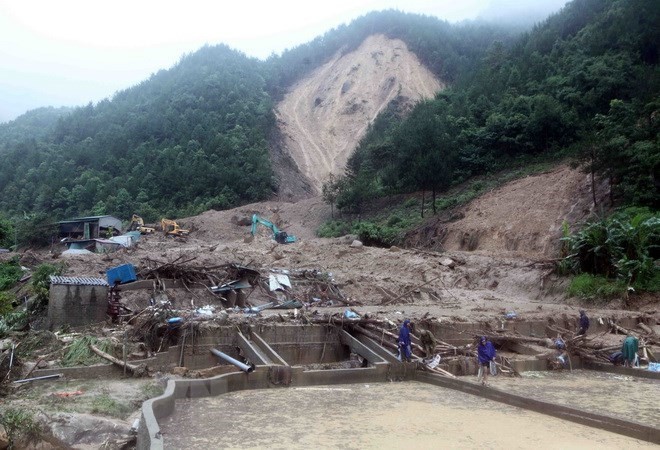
[49,276,109,286]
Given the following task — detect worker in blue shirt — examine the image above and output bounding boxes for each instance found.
[477,336,496,386]
[577,310,590,336]
[398,319,413,362]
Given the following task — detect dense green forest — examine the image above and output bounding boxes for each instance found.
[0,0,658,249]
[0,10,513,229]
[334,0,659,214]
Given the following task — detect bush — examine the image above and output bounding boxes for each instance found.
[0,292,16,317]
[567,274,627,300]
[0,408,39,448]
[352,221,399,247]
[561,208,659,290]
[317,220,351,238]
[28,263,64,314]
[0,259,23,291]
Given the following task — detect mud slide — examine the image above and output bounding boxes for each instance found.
[276,34,443,193]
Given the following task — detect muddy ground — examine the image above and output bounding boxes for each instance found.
[159,382,658,450]
[1,165,658,449]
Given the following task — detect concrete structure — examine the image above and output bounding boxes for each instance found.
[134,324,660,449]
[57,215,123,240]
[48,276,109,330]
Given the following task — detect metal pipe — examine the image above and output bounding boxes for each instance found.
[210,348,255,373]
[13,374,63,384]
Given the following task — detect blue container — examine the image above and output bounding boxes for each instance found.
[106,264,137,285]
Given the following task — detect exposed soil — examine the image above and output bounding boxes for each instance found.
[406,165,610,259]
[275,34,443,195]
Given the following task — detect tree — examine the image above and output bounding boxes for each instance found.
[322,173,343,219]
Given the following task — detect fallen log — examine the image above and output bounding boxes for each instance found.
[352,325,398,352]
[637,323,655,335]
[364,323,425,355]
[90,344,147,377]
[426,366,457,379]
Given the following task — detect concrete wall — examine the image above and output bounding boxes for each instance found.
[48,284,108,330]
[137,364,391,450]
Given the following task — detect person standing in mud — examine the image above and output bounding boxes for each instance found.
[477,336,496,386]
[398,319,413,362]
[577,310,590,336]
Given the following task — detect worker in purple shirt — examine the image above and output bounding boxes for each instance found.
[477,336,496,386]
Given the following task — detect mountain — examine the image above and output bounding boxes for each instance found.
[0,10,510,221]
[0,1,657,225]
[337,0,659,212]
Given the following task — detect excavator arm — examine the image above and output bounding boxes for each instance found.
[251,214,296,244]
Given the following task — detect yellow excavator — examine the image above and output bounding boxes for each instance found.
[161,218,189,237]
[128,215,156,234]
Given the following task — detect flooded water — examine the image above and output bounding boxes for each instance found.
[489,369,660,426]
[159,381,657,449]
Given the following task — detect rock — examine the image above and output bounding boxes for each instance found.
[389,246,400,252]
[350,240,363,248]
[41,412,132,449]
[341,234,359,244]
[439,257,455,268]
[171,366,188,376]
[0,339,13,351]
[0,426,8,450]
[216,310,229,325]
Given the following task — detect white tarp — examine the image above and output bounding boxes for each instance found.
[269,273,291,291]
[110,235,134,248]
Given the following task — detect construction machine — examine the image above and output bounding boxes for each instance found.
[161,218,190,237]
[128,214,155,234]
[250,214,296,244]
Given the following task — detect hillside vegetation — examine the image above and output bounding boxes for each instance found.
[0,10,511,223]
[334,0,659,214]
[0,1,657,232]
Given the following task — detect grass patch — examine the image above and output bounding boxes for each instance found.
[0,407,40,448]
[90,393,133,419]
[61,336,114,367]
[567,274,627,300]
[140,382,165,400]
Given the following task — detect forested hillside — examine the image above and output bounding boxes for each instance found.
[0,0,657,230]
[335,0,659,212]
[0,10,512,223]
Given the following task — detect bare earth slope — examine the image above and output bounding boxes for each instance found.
[408,166,607,259]
[276,34,443,193]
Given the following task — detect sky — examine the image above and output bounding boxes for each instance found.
[0,0,570,124]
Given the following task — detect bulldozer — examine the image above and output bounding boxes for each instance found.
[251,214,296,244]
[161,218,189,237]
[128,215,155,234]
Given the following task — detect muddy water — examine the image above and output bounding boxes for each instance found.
[488,369,660,426]
[159,381,657,449]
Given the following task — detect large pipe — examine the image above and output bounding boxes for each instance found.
[210,348,255,373]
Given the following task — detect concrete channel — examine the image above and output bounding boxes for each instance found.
[136,322,660,449]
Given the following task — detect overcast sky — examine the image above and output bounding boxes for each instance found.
[0,0,570,124]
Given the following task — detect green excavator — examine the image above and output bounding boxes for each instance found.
[250,214,296,244]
